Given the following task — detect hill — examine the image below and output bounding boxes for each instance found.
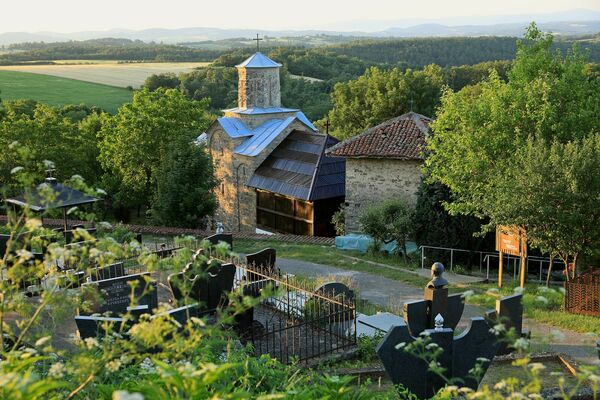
[0,70,132,113]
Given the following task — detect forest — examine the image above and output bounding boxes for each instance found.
[4,34,600,67]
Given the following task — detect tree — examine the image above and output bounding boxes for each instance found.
[327,65,444,140]
[359,199,414,262]
[426,24,600,275]
[413,180,490,251]
[151,142,218,228]
[495,136,600,279]
[98,88,213,213]
[0,102,101,188]
[144,72,181,91]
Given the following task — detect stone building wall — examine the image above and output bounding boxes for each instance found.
[344,158,423,233]
[208,120,309,233]
[237,68,281,109]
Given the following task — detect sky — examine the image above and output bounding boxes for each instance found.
[2,0,599,33]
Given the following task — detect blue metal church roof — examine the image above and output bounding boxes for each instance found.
[236,52,282,69]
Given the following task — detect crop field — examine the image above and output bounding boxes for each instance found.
[0,70,133,113]
[0,61,210,88]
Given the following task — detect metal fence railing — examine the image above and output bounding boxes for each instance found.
[420,245,567,283]
[234,262,357,364]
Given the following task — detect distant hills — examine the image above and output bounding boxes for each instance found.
[1,9,599,46]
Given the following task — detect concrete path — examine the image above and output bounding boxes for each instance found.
[277,258,483,328]
[278,257,599,365]
[338,255,486,285]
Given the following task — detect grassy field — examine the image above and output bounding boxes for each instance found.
[0,61,210,88]
[0,70,133,113]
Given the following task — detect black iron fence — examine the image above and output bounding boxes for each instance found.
[234,263,357,364]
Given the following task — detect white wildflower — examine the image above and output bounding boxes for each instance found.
[535,296,549,304]
[66,206,78,215]
[84,337,99,350]
[112,391,144,400]
[48,362,65,378]
[96,188,107,196]
[139,358,156,374]
[106,359,122,372]
[494,381,507,390]
[43,160,55,169]
[98,221,113,230]
[10,166,24,174]
[491,323,506,335]
[461,290,475,298]
[25,218,43,230]
[35,336,51,347]
[529,362,546,373]
[9,141,19,149]
[513,337,530,351]
[476,357,490,363]
[425,343,439,350]
[70,174,84,181]
[395,342,406,350]
[513,287,524,295]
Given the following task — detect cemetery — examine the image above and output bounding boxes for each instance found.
[0,25,599,399]
[3,202,599,399]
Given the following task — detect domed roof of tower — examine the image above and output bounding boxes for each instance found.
[236,52,282,69]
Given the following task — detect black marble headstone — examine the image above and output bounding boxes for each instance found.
[314,282,355,302]
[453,317,498,389]
[377,317,499,399]
[151,303,199,327]
[204,233,233,250]
[91,262,125,281]
[75,315,125,339]
[83,272,157,314]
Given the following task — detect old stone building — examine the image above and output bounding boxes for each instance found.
[326,112,431,233]
[204,52,345,236]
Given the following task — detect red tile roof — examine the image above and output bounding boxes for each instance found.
[326,112,431,160]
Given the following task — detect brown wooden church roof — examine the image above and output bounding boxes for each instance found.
[326,112,431,160]
[246,130,345,201]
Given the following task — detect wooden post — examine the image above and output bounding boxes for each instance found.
[498,251,503,288]
[520,252,527,288]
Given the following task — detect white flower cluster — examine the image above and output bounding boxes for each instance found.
[112,391,144,400]
[139,358,156,374]
[48,362,65,378]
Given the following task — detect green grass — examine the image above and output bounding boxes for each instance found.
[234,238,429,287]
[0,70,132,113]
[455,281,600,335]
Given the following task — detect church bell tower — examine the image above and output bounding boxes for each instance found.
[236,52,282,109]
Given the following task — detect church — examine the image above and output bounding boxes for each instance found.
[203,52,345,236]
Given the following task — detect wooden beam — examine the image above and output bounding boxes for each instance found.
[498,251,503,288]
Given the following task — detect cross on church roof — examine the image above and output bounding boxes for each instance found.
[253,34,263,52]
[324,119,331,135]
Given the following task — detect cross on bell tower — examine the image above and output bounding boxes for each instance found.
[253,34,263,52]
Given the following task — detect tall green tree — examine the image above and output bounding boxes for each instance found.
[0,102,101,188]
[327,65,444,140]
[98,88,213,213]
[426,24,600,273]
[151,142,218,228]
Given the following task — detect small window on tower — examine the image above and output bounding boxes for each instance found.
[221,184,225,195]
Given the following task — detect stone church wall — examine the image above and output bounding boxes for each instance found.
[209,120,310,233]
[344,158,423,233]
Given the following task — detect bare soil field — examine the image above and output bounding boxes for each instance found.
[0,61,210,88]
